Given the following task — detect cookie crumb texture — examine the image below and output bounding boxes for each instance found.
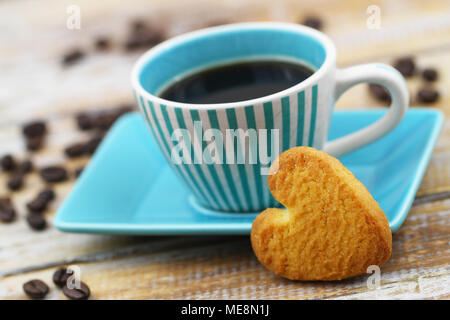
[251,147,392,281]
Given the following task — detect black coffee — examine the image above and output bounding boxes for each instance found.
[158,59,314,104]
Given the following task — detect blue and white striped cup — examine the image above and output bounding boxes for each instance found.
[132,22,408,212]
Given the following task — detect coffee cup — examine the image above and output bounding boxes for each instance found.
[131,22,408,212]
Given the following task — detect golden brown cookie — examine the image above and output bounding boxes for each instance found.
[251,147,392,281]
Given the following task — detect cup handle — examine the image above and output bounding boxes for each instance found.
[324,63,409,157]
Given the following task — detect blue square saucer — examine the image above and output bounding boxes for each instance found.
[54,109,443,235]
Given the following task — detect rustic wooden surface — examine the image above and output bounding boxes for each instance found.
[0,0,449,300]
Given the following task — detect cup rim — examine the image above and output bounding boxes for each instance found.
[131,21,336,110]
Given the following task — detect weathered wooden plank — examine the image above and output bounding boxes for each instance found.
[1,198,448,299]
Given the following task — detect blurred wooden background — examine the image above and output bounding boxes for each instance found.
[0,0,449,299]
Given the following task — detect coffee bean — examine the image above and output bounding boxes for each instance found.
[84,135,103,154]
[76,113,95,131]
[368,84,391,103]
[75,166,84,178]
[23,121,46,138]
[7,174,24,191]
[62,49,85,66]
[27,197,48,213]
[141,31,165,47]
[53,268,71,288]
[96,107,134,130]
[94,36,111,51]
[124,37,142,51]
[1,154,16,171]
[65,143,86,158]
[38,188,56,202]
[124,29,165,51]
[63,281,90,300]
[0,206,15,223]
[17,159,33,174]
[26,213,47,230]
[393,56,415,77]
[95,113,118,130]
[422,68,438,82]
[94,107,133,130]
[27,189,55,213]
[417,87,440,103]
[40,166,68,183]
[26,136,44,151]
[0,197,15,223]
[0,197,12,208]
[23,280,49,300]
[302,16,323,30]
[77,107,134,132]
[131,19,147,32]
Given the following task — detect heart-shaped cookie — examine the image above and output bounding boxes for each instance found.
[251,147,392,281]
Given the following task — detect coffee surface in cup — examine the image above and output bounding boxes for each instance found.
[158,59,314,104]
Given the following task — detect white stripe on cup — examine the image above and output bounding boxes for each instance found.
[140,99,207,203]
[235,107,259,210]
[152,101,208,204]
[289,92,300,147]
[166,106,216,206]
[182,107,227,209]
[198,110,238,211]
[216,108,249,211]
[303,86,312,146]
[253,101,270,208]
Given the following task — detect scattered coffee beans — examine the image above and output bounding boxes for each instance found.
[53,268,71,288]
[417,87,440,103]
[0,206,15,223]
[23,121,46,152]
[76,113,95,131]
[27,188,56,213]
[141,31,165,47]
[393,56,415,77]
[7,174,24,191]
[0,197,16,223]
[23,121,46,138]
[131,19,146,32]
[124,22,165,51]
[302,16,323,30]
[62,49,85,66]
[0,197,11,207]
[75,106,134,132]
[27,197,48,213]
[26,136,44,151]
[17,159,33,174]
[422,68,438,82]
[65,143,86,158]
[124,37,142,51]
[23,279,49,300]
[38,188,56,202]
[40,166,68,183]
[1,154,16,171]
[26,213,47,231]
[84,135,103,155]
[95,113,118,131]
[63,281,91,300]
[1,157,32,175]
[95,36,111,51]
[368,84,391,103]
